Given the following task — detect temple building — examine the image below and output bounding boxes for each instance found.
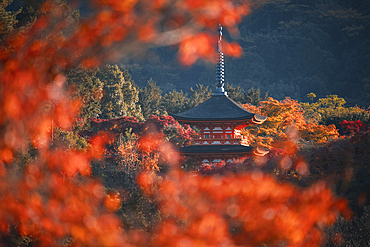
[173,25,267,165]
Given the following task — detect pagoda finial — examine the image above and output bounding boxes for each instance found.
[214,24,227,96]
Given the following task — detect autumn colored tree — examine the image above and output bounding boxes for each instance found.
[137,167,352,247]
[302,94,370,134]
[242,97,339,149]
[340,120,369,135]
[79,115,195,148]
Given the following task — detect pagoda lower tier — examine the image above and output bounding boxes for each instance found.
[179,144,254,164]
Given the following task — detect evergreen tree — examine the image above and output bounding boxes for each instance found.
[188,84,212,108]
[66,67,103,120]
[138,79,167,119]
[16,0,79,28]
[0,0,21,42]
[161,90,190,115]
[98,65,143,120]
[245,87,269,105]
[225,83,268,105]
[225,83,247,104]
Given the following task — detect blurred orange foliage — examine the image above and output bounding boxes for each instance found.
[0,0,350,246]
[138,168,352,246]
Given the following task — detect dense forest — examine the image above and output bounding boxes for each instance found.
[1,0,370,246]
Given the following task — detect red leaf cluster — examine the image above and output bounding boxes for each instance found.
[80,115,195,147]
[340,120,369,135]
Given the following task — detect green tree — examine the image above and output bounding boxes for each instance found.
[67,67,103,120]
[138,79,167,119]
[0,0,21,41]
[245,87,268,105]
[225,83,268,105]
[302,94,370,131]
[225,83,247,103]
[161,90,189,115]
[188,84,212,108]
[98,65,143,120]
[53,127,89,150]
[161,84,212,115]
[16,0,79,28]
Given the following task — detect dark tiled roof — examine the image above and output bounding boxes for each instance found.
[172,94,267,122]
[178,144,253,155]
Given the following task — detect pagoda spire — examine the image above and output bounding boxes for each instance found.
[214,24,227,96]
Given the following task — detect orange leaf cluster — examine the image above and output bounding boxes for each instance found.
[138,132,165,153]
[179,34,216,66]
[0,162,128,246]
[138,168,351,247]
[242,97,339,149]
[138,131,180,167]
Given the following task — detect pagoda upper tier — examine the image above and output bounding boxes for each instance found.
[172,93,268,163]
[173,93,267,147]
[172,25,268,164]
[173,94,266,123]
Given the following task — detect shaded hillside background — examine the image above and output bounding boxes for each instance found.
[6,0,370,105]
[118,0,370,106]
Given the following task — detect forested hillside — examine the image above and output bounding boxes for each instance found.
[124,0,370,106]
[5,0,370,105]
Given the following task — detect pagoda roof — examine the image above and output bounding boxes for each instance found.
[172,94,267,123]
[178,145,270,156]
[178,144,253,155]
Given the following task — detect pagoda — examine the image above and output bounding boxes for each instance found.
[173,25,267,164]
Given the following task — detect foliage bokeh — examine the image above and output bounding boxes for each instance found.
[0,0,362,246]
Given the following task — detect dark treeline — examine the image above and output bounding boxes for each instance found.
[66,64,270,122]
[3,0,370,106]
[122,0,370,107]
